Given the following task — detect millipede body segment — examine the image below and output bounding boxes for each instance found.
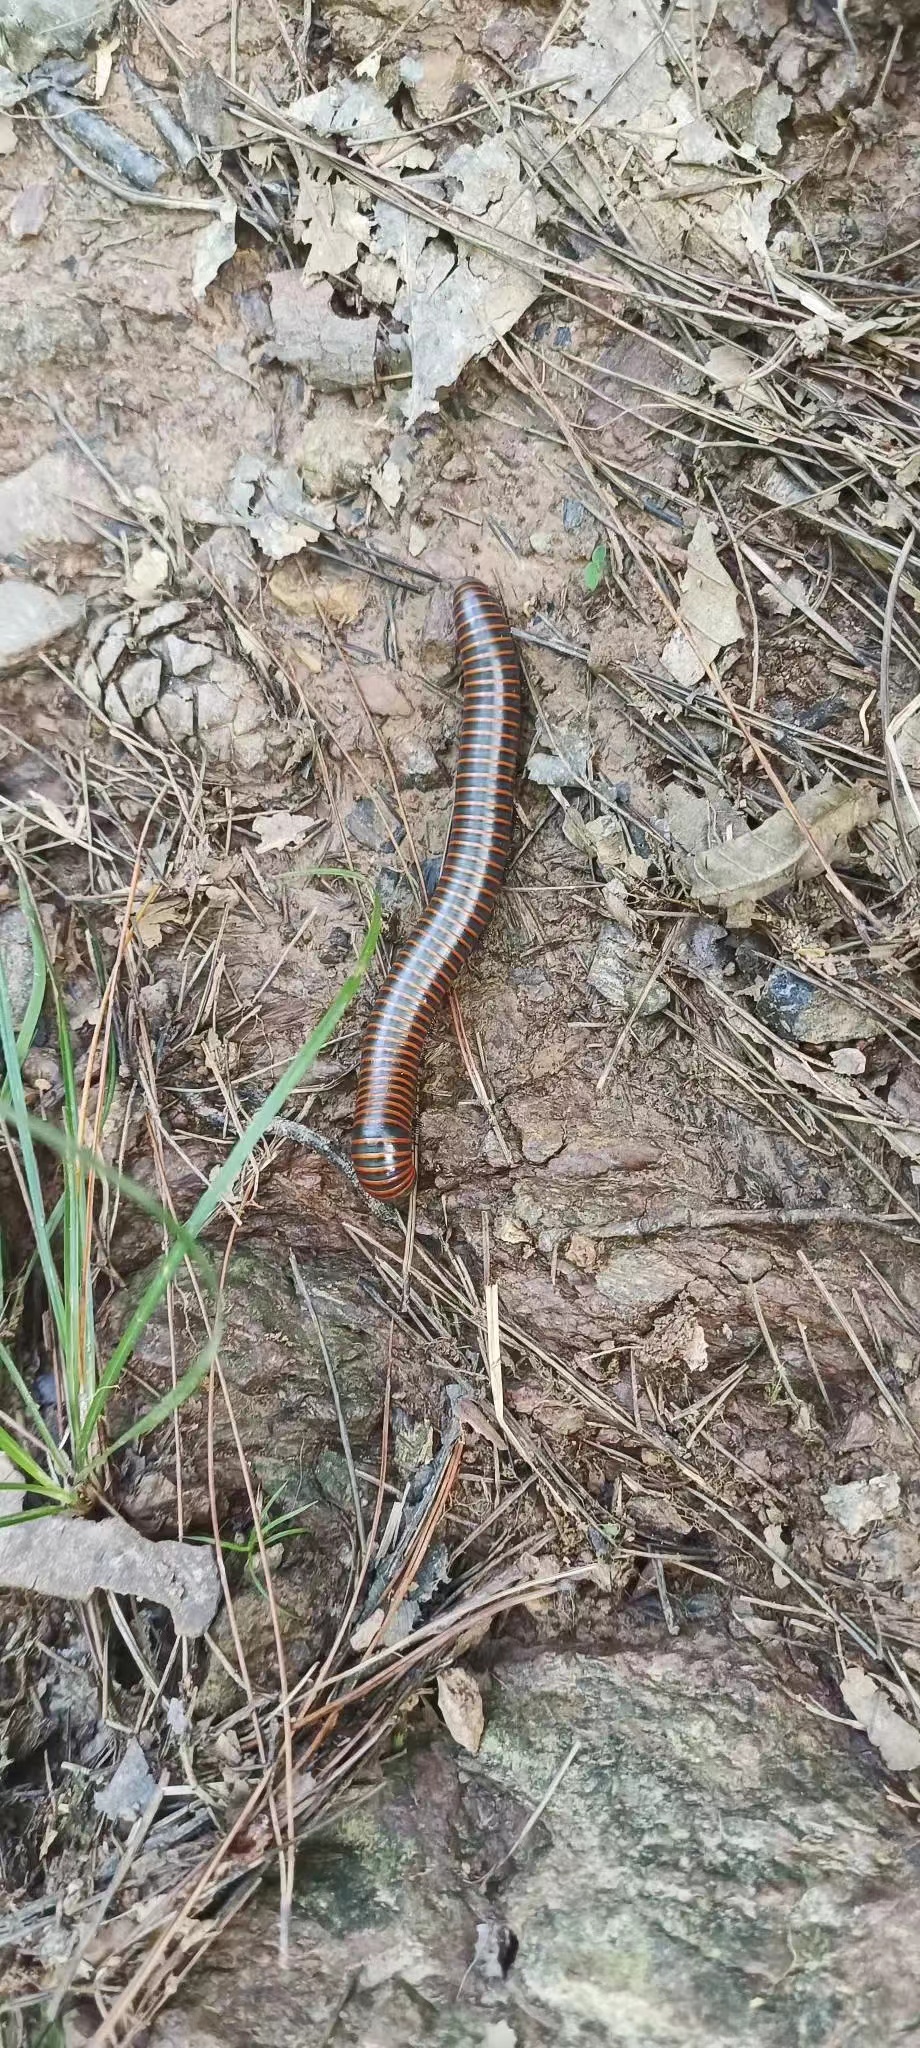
[351,581,521,1202]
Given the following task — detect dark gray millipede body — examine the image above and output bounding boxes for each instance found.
[351,581,521,1202]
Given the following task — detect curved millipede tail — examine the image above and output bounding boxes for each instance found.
[351,580,521,1202]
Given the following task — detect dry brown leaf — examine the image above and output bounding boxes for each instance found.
[662,514,742,686]
[822,1474,900,1536]
[252,810,317,853]
[437,1664,485,1753]
[688,776,879,915]
[192,203,237,299]
[840,1666,920,1773]
[125,543,170,602]
[133,893,182,950]
[269,562,366,626]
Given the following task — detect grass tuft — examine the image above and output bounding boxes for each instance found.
[0,880,381,1515]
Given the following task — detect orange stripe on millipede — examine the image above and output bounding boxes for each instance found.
[350,580,521,1202]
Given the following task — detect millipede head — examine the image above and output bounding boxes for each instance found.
[351,1117,417,1203]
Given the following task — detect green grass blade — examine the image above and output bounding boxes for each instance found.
[0,1503,71,1528]
[0,938,65,1335]
[0,1113,219,1465]
[88,1318,221,1468]
[0,1118,215,1277]
[49,967,93,1441]
[0,1332,70,1479]
[7,874,48,1077]
[0,1421,66,1494]
[77,901,381,1453]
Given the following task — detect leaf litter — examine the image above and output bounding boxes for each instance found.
[7,0,920,2027]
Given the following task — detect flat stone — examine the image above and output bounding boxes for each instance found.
[266,274,378,390]
[96,624,129,680]
[158,634,211,677]
[822,1473,901,1536]
[673,915,731,983]
[148,1635,920,2048]
[148,680,194,743]
[390,733,439,787]
[192,527,260,608]
[0,450,98,561]
[526,729,589,787]
[595,1247,689,1318]
[517,1114,565,1165]
[0,0,115,65]
[94,1737,156,1824]
[0,292,105,378]
[0,578,83,670]
[118,656,161,718]
[860,1525,920,1587]
[756,964,880,1047]
[354,666,411,718]
[588,926,670,1017]
[133,601,189,639]
[345,795,403,853]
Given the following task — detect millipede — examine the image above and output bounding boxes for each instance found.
[351,580,521,1203]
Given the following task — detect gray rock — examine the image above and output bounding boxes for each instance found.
[390,733,440,789]
[822,1473,900,1536]
[192,526,260,608]
[756,964,879,1047]
[0,0,115,67]
[0,904,34,1030]
[105,684,134,730]
[149,1635,920,2048]
[133,601,189,640]
[526,728,589,788]
[562,495,588,530]
[266,274,378,390]
[588,926,670,1017]
[0,578,83,670]
[93,1737,156,1824]
[419,581,456,678]
[0,292,105,377]
[118,656,161,717]
[145,654,272,768]
[673,915,731,984]
[595,1246,689,1319]
[517,1113,565,1165]
[860,1525,920,1587]
[0,450,98,561]
[345,795,403,853]
[96,621,129,680]
[157,634,211,677]
[148,678,195,744]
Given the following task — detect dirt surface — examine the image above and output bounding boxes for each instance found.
[3,0,920,2039]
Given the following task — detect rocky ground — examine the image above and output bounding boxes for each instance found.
[3,0,920,2042]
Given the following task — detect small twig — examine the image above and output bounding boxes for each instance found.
[596,922,681,1095]
[291,1258,366,1551]
[482,1739,581,1883]
[799,1252,920,1454]
[879,528,917,872]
